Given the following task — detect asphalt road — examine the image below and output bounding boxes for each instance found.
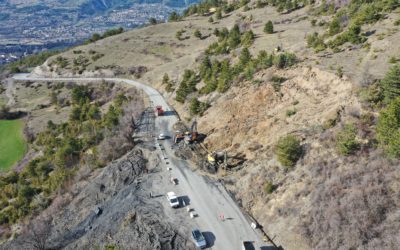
[12,74,274,250]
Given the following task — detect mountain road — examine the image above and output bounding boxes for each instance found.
[12,73,275,250]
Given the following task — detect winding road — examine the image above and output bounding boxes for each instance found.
[12,73,274,250]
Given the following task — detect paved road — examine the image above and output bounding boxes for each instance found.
[12,74,274,250]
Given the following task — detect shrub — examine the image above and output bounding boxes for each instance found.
[264,20,274,34]
[311,19,317,26]
[194,29,202,39]
[256,0,267,8]
[336,66,343,78]
[328,24,365,48]
[336,123,360,155]
[286,109,297,117]
[162,73,170,85]
[176,30,184,40]
[264,181,275,194]
[275,135,302,168]
[270,76,287,92]
[273,53,297,69]
[306,32,326,52]
[149,17,157,25]
[85,27,123,44]
[376,97,400,158]
[389,56,398,64]
[216,8,222,19]
[168,11,180,22]
[328,17,341,36]
[358,83,383,106]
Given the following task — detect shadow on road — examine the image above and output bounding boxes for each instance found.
[203,231,216,248]
[260,246,282,250]
[179,195,190,207]
[162,111,176,116]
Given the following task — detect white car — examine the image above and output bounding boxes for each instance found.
[158,133,167,140]
[166,192,180,208]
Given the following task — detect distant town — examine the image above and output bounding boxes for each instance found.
[0,3,182,65]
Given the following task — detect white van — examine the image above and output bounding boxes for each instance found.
[166,192,179,208]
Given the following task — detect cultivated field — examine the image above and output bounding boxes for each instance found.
[0,119,26,171]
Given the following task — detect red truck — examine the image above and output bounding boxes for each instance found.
[155,106,164,116]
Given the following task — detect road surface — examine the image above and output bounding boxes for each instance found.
[12,74,274,250]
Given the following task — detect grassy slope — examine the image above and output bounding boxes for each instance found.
[0,120,26,171]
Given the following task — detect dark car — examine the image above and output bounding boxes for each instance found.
[242,241,255,250]
[191,229,207,249]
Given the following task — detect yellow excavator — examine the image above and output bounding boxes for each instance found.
[206,151,227,168]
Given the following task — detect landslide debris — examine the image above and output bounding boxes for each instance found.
[3,149,195,250]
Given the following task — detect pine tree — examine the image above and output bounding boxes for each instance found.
[377,97,400,157]
[239,48,251,68]
[241,30,255,47]
[381,64,400,103]
[189,98,201,115]
[264,20,274,34]
[200,56,212,80]
[228,24,241,48]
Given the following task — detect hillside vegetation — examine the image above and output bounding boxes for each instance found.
[4,0,400,249]
[0,80,145,239]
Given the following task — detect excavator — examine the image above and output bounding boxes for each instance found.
[206,150,227,169]
[174,120,198,144]
[184,120,198,144]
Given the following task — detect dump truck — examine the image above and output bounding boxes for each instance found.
[155,106,164,116]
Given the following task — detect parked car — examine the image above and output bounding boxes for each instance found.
[242,241,255,250]
[166,192,179,208]
[191,229,207,249]
[158,133,166,140]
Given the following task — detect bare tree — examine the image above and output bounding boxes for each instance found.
[20,215,52,250]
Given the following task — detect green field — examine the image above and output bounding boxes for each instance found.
[0,120,27,171]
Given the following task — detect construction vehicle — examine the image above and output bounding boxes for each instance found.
[155,106,164,116]
[184,120,198,144]
[191,120,198,142]
[207,151,227,167]
[174,130,184,143]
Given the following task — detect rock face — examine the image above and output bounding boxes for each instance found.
[4,149,195,250]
